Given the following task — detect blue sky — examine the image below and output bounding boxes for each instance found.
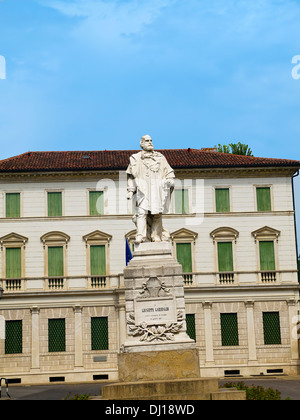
[0,0,300,249]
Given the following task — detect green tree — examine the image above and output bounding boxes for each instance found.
[216,142,253,156]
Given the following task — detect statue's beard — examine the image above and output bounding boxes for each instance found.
[142,145,154,152]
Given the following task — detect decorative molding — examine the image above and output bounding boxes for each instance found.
[209,227,239,243]
[0,232,28,250]
[127,310,184,342]
[170,227,198,244]
[30,306,40,314]
[138,277,171,299]
[40,231,70,248]
[82,230,112,247]
[202,301,212,309]
[125,230,136,243]
[251,226,281,243]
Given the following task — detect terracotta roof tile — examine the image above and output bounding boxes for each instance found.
[0,149,299,173]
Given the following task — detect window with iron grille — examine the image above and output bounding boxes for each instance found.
[263,312,281,345]
[220,313,239,346]
[186,314,196,341]
[5,320,22,354]
[91,317,109,350]
[48,319,66,352]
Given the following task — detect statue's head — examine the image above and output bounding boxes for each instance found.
[140,135,154,152]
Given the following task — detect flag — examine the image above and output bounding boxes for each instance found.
[126,238,133,266]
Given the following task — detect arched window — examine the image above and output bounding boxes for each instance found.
[210,227,239,285]
[83,230,112,288]
[0,233,28,291]
[40,231,70,290]
[170,228,198,286]
[251,226,280,283]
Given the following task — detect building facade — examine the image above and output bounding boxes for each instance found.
[0,148,299,384]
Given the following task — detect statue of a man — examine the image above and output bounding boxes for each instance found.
[126,135,175,244]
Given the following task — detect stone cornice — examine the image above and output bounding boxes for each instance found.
[0,165,297,181]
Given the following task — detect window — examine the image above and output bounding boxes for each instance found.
[6,247,21,278]
[48,319,66,352]
[47,246,64,289]
[186,314,196,341]
[220,313,239,346]
[174,189,189,214]
[5,320,22,354]
[217,242,234,272]
[259,241,275,271]
[48,246,64,276]
[256,187,271,211]
[0,233,28,291]
[6,193,20,218]
[125,230,137,255]
[263,312,281,345]
[40,231,70,290]
[251,227,280,283]
[91,317,109,350]
[90,245,106,276]
[210,227,239,284]
[89,191,104,215]
[83,230,112,288]
[171,228,198,286]
[176,243,192,273]
[47,192,62,217]
[215,188,230,212]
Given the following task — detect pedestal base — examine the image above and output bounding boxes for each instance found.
[101,377,219,400]
[118,348,200,382]
[101,377,246,400]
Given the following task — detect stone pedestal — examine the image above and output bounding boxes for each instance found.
[100,241,245,400]
[118,349,200,382]
[121,241,194,353]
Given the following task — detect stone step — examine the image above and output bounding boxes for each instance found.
[102,377,219,400]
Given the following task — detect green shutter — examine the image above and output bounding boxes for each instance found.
[48,319,66,352]
[256,187,271,211]
[259,241,275,271]
[89,191,104,215]
[217,242,234,272]
[5,320,22,354]
[215,188,230,212]
[263,312,281,345]
[176,243,192,272]
[182,189,189,214]
[91,317,109,350]
[90,245,106,275]
[48,192,62,216]
[221,313,239,346]
[6,193,20,218]
[186,314,196,341]
[48,247,64,277]
[175,189,189,214]
[6,248,21,278]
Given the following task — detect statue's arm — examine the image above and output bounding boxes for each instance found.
[163,160,175,191]
[126,156,137,199]
[127,174,136,199]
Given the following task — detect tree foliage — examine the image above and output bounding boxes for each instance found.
[216,142,253,156]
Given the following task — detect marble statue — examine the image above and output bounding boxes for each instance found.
[126,135,175,244]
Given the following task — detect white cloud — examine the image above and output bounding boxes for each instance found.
[40,0,176,47]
